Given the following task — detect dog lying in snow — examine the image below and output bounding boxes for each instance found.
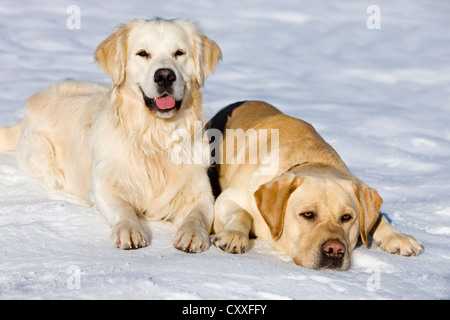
[208,101,423,270]
[0,19,222,252]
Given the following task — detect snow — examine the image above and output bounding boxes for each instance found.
[1,0,449,300]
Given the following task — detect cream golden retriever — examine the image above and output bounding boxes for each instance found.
[0,19,222,252]
[208,101,423,270]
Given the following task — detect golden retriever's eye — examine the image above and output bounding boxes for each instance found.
[300,212,315,220]
[136,50,150,58]
[174,49,186,57]
[341,214,352,222]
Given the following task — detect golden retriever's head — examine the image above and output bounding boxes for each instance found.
[95,19,221,119]
[254,165,382,271]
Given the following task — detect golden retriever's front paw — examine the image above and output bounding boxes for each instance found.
[111,222,149,250]
[377,232,424,256]
[212,230,249,254]
[174,226,210,253]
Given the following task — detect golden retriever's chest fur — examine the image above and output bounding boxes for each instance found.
[114,153,207,224]
[113,146,185,219]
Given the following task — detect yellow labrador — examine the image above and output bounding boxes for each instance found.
[0,19,222,252]
[209,101,423,270]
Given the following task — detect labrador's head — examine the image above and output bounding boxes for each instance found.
[254,165,382,270]
[95,19,221,119]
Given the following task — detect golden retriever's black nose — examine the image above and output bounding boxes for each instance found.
[322,239,345,260]
[154,68,176,89]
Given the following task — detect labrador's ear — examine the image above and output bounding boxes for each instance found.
[354,181,383,246]
[254,173,303,240]
[194,34,222,86]
[95,23,129,85]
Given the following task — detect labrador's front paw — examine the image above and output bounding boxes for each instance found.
[377,232,424,256]
[212,230,249,254]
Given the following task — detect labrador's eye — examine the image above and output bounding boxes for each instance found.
[300,212,315,220]
[341,214,352,222]
[136,50,150,58]
[174,49,186,57]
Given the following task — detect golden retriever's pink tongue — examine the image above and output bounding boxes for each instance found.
[154,96,176,109]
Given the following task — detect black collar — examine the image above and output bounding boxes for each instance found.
[287,162,310,171]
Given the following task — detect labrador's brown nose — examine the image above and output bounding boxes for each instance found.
[322,239,345,260]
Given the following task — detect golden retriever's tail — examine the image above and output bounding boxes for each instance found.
[0,123,21,152]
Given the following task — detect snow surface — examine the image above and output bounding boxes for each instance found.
[1,0,449,300]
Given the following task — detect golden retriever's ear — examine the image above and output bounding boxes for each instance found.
[195,35,222,86]
[95,24,129,85]
[254,173,302,240]
[355,181,383,246]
